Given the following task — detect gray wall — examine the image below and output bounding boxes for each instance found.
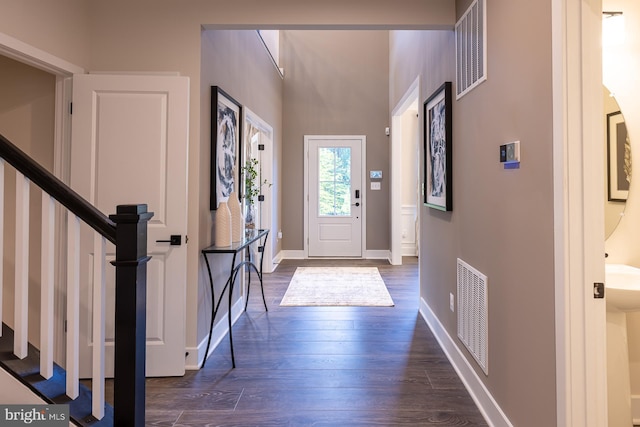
[199,29,284,350]
[1,4,563,424]
[389,1,556,425]
[281,30,390,251]
[75,0,454,356]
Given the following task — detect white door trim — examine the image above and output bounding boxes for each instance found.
[552,0,606,425]
[0,32,84,77]
[0,31,82,368]
[304,135,366,258]
[391,77,420,266]
[243,107,276,272]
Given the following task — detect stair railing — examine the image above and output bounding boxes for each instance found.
[0,133,150,426]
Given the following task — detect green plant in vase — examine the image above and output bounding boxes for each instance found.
[241,158,271,228]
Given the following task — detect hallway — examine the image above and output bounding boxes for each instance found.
[141,258,487,426]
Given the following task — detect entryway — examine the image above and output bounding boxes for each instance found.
[304,135,366,257]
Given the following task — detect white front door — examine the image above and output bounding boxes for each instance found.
[70,74,189,377]
[305,136,364,257]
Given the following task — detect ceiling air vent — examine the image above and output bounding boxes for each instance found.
[455,0,487,99]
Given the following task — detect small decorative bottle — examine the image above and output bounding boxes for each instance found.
[215,201,232,247]
[228,191,244,242]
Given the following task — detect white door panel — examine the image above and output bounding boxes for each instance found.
[71,74,189,377]
[306,136,364,257]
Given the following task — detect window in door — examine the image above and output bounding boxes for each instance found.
[318,147,352,216]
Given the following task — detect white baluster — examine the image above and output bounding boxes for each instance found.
[0,159,4,335]
[66,214,80,399]
[14,172,29,359]
[92,234,106,419]
[40,193,55,379]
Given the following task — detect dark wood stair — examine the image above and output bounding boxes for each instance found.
[0,323,113,426]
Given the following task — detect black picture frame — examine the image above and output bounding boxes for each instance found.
[423,82,453,211]
[211,86,242,210]
[607,110,630,202]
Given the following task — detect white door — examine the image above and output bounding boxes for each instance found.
[305,136,364,257]
[70,74,189,377]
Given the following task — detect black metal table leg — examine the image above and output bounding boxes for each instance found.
[227,252,239,368]
[257,231,269,311]
[200,229,270,369]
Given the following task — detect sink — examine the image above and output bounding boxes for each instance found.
[605,264,640,312]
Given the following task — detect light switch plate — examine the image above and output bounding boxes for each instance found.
[371,182,381,190]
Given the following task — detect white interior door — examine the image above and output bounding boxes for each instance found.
[306,136,364,257]
[70,73,189,377]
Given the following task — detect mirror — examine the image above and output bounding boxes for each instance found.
[604,85,631,239]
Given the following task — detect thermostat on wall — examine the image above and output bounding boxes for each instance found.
[370,170,383,179]
[499,141,520,164]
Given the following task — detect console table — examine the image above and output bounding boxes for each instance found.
[201,228,269,368]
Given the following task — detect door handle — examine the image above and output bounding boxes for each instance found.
[156,235,182,246]
[355,189,360,199]
[352,202,360,207]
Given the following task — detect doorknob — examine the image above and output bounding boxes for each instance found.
[156,235,182,246]
[352,202,360,207]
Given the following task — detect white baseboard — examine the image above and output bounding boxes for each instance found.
[275,249,391,262]
[401,244,417,257]
[185,297,246,370]
[419,297,513,427]
[272,250,284,266]
[632,394,640,424]
[276,250,305,260]
[365,249,391,260]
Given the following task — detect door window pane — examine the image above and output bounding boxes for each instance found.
[318,147,351,216]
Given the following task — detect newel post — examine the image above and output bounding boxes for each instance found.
[109,204,153,427]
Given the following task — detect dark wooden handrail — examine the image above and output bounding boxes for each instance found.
[0,132,151,426]
[0,133,116,244]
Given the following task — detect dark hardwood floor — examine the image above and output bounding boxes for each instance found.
[120,257,487,426]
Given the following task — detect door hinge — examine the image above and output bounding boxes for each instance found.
[594,282,605,299]
[258,144,265,151]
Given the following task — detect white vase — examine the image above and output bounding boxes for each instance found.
[228,191,244,242]
[215,201,232,247]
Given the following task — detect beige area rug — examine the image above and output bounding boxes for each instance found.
[280,267,395,307]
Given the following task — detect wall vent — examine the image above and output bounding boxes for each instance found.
[455,0,487,99]
[457,258,488,375]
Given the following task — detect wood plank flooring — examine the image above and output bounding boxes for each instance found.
[117,258,488,426]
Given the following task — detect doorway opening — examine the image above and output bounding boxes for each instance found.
[391,77,420,265]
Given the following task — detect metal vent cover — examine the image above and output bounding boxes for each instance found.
[455,0,487,99]
[457,258,488,375]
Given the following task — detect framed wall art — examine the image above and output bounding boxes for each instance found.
[424,82,453,211]
[607,110,630,202]
[211,86,242,210]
